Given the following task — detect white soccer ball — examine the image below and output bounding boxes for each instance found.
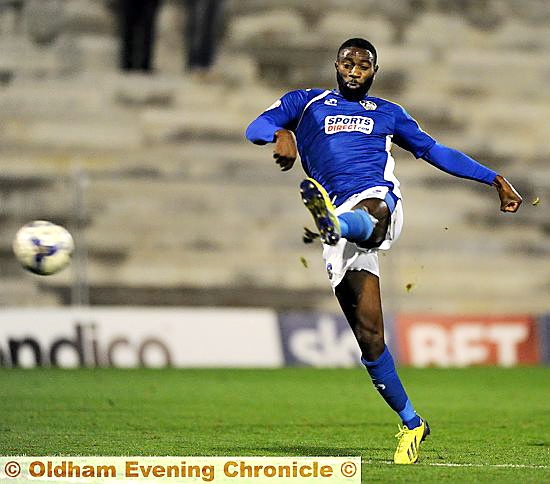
[12,220,74,275]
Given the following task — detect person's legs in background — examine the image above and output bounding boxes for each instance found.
[185,0,225,75]
[118,0,161,72]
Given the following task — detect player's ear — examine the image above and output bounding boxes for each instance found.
[374,65,379,74]
[334,60,339,70]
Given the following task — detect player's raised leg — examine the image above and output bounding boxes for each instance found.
[335,271,430,464]
[300,178,341,245]
[300,178,377,246]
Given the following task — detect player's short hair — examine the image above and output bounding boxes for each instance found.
[337,38,377,64]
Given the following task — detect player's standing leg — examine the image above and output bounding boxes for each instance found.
[335,271,429,464]
[300,178,429,464]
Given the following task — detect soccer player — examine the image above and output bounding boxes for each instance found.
[245,38,522,464]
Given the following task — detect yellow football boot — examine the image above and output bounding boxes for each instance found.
[299,178,340,245]
[393,420,430,464]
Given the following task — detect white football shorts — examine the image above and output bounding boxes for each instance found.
[322,186,403,290]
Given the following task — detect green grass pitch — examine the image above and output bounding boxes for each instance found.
[1,367,549,482]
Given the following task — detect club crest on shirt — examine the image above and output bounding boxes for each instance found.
[360,100,377,111]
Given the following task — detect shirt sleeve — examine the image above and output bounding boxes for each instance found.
[245,90,308,145]
[423,142,497,185]
[393,104,496,184]
[392,104,436,158]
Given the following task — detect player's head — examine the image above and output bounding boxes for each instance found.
[335,38,379,100]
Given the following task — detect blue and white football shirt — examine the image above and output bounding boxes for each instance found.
[246,89,496,207]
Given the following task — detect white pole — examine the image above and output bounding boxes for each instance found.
[71,162,89,306]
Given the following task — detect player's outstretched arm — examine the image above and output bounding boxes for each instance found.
[421,143,521,212]
[493,174,522,213]
[273,129,297,171]
[394,105,522,213]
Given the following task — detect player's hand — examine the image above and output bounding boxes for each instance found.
[493,174,522,213]
[273,129,297,171]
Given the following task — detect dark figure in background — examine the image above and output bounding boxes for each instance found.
[118,0,162,72]
[185,0,225,74]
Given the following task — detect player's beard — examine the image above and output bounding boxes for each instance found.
[336,71,374,101]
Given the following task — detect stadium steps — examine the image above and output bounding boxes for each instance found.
[489,18,550,49]
[387,252,550,314]
[0,74,276,149]
[0,278,63,306]
[1,1,550,311]
[2,141,548,312]
[23,168,548,313]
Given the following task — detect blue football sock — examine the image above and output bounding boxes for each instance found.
[338,209,375,242]
[361,345,421,428]
[403,413,422,430]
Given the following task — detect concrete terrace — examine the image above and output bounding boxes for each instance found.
[0,0,549,314]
